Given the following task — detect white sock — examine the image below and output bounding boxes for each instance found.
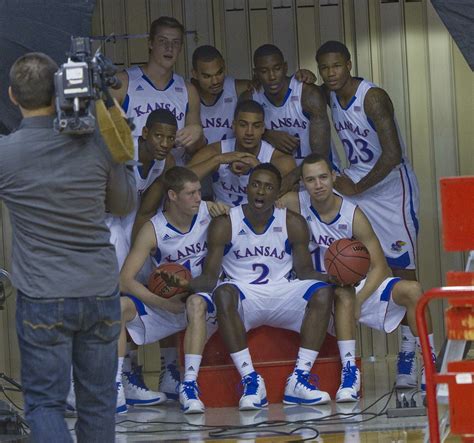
[116,357,124,383]
[338,340,356,366]
[184,354,202,382]
[416,334,436,362]
[160,346,178,370]
[400,325,416,353]
[230,348,255,378]
[295,347,318,372]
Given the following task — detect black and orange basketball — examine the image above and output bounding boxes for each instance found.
[147,263,192,299]
[324,239,370,285]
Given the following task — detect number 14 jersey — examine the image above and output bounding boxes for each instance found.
[222,206,292,284]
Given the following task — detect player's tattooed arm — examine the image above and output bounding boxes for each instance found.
[351,208,392,309]
[302,83,331,161]
[186,215,232,293]
[355,87,403,193]
[287,211,330,282]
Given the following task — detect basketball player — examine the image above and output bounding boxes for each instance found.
[186,100,296,206]
[245,44,338,174]
[279,154,435,400]
[113,16,205,164]
[119,167,223,414]
[316,41,419,283]
[159,164,334,409]
[191,45,317,144]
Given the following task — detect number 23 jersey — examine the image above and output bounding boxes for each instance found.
[330,78,408,183]
[222,206,292,283]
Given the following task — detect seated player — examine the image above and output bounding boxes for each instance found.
[159,164,334,409]
[119,167,224,414]
[187,99,296,206]
[279,154,436,401]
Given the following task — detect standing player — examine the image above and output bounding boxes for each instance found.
[113,16,205,164]
[187,100,296,206]
[316,41,419,282]
[246,44,338,172]
[160,164,334,409]
[119,167,221,414]
[279,154,435,399]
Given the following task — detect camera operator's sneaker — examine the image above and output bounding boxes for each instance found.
[116,381,128,414]
[123,366,167,406]
[336,362,361,403]
[239,372,268,411]
[395,351,417,388]
[283,369,330,405]
[159,363,181,400]
[179,381,205,414]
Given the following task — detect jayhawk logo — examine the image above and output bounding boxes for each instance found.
[391,240,406,252]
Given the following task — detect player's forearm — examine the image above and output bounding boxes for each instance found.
[356,266,391,304]
[120,277,166,309]
[188,156,221,180]
[297,267,330,283]
[280,166,301,195]
[309,118,331,160]
[187,273,219,294]
[354,157,399,193]
[184,129,207,156]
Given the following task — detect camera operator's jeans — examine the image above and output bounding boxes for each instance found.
[16,290,121,443]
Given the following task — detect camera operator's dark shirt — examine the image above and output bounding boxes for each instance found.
[0,115,136,298]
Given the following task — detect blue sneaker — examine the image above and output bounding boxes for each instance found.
[239,372,268,411]
[159,363,181,400]
[123,366,167,406]
[283,369,330,405]
[396,351,417,388]
[335,362,361,402]
[179,381,205,414]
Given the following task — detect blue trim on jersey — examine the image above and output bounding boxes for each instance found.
[137,159,156,179]
[302,281,329,301]
[126,294,148,316]
[122,94,130,113]
[403,164,419,235]
[386,251,411,269]
[185,101,189,114]
[380,277,401,302]
[337,94,356,111]
[198,294,215,313]
[223,242,232,256]
[302,110,311,120]
[141,71,175,91]
[367,116,377,132]
[166,213,198,235]
[309,204,341,226]
[243,211,275,235]
[284,238,292,255]
[264,85,292,108]
[153,247,162,264]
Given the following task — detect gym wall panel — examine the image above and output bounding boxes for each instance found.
[319,1,343,45]
[249,0,271,71]
[295,1,318,74]
[271,0,298,73]
[125,0,149,65]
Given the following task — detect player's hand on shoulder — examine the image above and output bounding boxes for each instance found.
[295,68,316,84]
[264,130,299,154]
[176,124,203,149]
[207,201,230,217]
[334,173,358,196]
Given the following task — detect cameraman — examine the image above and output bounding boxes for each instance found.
[0,52,136,442]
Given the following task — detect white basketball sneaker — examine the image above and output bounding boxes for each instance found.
[395,351,417,388]
[179,381,205,414]
[335,362,361,402]
[116,381,128,414]
[123,366,167,406]
[239,372,268,411]
[283,369,331,405]
[159,362,181,400]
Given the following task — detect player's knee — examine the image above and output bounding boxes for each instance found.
[308,285,334,312]
[120,296,136,323]
[213,284,239,314]
[186,294,207,319]
[334,287,354,309]
[404,281,423,305]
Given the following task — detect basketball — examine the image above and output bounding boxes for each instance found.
[147,263,192,299]
[324,239,370,285]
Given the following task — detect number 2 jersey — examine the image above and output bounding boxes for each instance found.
[222,206,292,283]
[329,78,409,183]
[298,190,355,273]
[149,201,210,277]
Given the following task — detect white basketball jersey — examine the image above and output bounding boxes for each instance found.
[201,76,236,143]
[299,191,356,273]
[123,67,188,164]
[150,201,211,278]
[212,138,274,206]
[222,206,292,283]
[121,159,167,241]
[330,79,408,183]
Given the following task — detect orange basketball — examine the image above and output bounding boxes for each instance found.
[324,239,370,285]
[147,263,192,299]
